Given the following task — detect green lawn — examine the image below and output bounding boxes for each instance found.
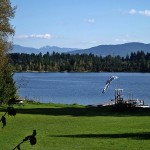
[1,103,150,150]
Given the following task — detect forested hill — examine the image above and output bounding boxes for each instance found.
[69,42,150,56]
[9,51,150,72]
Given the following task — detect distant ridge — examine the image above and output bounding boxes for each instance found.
[12,45,79,54]
[12,42,150,56]
[69,42,150,56]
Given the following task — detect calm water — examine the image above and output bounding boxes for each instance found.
[14,72,150,105]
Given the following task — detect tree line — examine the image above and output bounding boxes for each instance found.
[9,51,150,72]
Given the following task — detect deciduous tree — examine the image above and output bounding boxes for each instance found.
[0,0,17,104]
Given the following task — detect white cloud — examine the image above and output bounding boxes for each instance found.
[129,9,150,17]
[87,18,95,23]
[139,10,150,17]
[129,9,136,14]
[15,34,52,39]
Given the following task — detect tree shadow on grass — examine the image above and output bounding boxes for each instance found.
[12,106,150,117]
[51,132,150,140]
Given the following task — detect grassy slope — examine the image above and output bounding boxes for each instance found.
[1,103,150,150]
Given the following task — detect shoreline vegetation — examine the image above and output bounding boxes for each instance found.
[13,70,150,73]
[9,50,150,73]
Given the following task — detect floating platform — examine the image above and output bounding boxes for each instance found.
[102,89,149,108]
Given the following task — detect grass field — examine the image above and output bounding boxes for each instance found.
[1,102,150,150]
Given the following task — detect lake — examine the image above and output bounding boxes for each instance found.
[14,72,150,105]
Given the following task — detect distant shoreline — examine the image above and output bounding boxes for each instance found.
[13,71,150,73]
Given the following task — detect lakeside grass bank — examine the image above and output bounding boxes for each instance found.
[1,102,150,149]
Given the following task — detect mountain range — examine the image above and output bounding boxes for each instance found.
[12,45,78,54]
[12,42,150,57]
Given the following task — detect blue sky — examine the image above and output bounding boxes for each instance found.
[11,0,150,48]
